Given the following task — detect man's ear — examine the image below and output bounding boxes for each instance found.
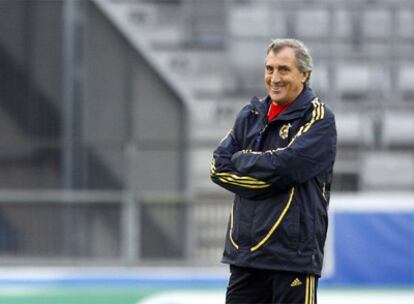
[302,71,310,83]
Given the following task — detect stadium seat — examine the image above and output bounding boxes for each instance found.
[335,64,371,100]
[335,113,375,148]
[361,151,414,190]
[268,10,288,38]
[335,63,391,101]
[227,38,268,92]
[396,9,414,39]
[397,64,414,100]
[381,111,414,149]
[310,64,329,96]
[296,9,330,39]
[229,6,271,38]
[362,9,392,39]
[331,8,353,39]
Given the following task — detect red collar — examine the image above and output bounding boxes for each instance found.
[267,102,289,122]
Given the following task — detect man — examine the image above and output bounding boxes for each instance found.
[210,39,337,304]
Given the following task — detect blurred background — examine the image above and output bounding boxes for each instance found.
[0,0,413,303]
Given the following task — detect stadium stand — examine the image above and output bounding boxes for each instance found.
[87,0,414,262]
[1,0,414,265]
[92,1,414,194]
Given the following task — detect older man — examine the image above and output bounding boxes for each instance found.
[211,39,337,304]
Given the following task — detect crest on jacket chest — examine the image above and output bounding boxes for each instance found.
[279,123,292,140]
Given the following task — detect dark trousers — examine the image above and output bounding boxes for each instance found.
[226,265,318,304]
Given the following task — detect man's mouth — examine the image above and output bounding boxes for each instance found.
[271,85,284,93]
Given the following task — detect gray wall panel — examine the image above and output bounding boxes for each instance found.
[136,150,181,192]
[133,59,182,145]
[0,1,27,65]
[84,3,128,144]
[31,0,63,110]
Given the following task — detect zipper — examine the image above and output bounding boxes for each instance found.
[253,102,289,150]
[254,116,284,150]
[254,124,268,150]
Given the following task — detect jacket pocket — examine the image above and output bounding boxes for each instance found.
[250,187,296,252]
[228,201,239,250]
[283,194,300,248]
[315,175,330,208]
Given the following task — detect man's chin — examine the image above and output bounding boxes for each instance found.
[270,94,285,103]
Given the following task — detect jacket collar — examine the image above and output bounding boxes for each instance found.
[250,86,316,121]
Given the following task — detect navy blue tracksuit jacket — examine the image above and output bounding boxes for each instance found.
[211,87,337,276]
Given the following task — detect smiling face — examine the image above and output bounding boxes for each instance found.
[264,47,309,106]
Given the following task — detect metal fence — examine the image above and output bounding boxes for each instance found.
[0,189,231,265]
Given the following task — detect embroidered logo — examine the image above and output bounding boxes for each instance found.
[290,278,302,287]
[279,123,291,140]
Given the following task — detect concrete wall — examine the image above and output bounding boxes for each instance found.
[0,0,188,263]
[84,1,187,193]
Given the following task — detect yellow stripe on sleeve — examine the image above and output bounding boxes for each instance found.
[210,159,271,189]
[217,177,270,189]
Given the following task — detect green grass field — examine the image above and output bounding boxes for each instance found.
[1,286,414,304]
[0,287,158,304]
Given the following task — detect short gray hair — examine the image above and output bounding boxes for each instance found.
[266,38,313,85]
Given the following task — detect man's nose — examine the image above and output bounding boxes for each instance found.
[271,71,281,83]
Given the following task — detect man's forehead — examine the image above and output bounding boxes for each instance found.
[265,49,297,66]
